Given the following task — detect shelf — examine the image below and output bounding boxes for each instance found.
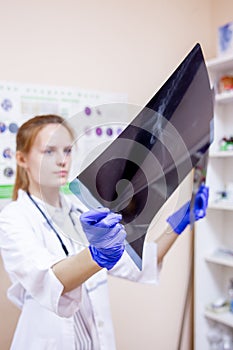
[215,91,233,104]
[205,251,233,267]
[205,310,233,328]
[195,54,233,349]
[208,202,233,210]
[209,151,233,158]
[207,55,233,73]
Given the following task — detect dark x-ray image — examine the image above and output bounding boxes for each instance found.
[70,43,214,269]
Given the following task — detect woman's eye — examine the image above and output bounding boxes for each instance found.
[44,149,53,155]
[64,148,72,155]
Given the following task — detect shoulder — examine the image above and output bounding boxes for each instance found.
[0,198,32,241]
[0,199,21,217]
[0,191,43,238]
[0,190,33,220]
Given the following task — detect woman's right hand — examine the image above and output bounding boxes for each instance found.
[80,208,126,270]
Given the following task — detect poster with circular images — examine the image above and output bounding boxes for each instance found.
[0,81,127,198]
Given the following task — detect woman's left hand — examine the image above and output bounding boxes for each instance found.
[166,184,209,235]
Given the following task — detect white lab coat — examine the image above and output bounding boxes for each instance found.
[0,190,160,350]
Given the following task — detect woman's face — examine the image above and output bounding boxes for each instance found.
[24,123,73,190]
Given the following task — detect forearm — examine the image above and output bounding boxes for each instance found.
[154,224,179,264]
[52,248,102,294]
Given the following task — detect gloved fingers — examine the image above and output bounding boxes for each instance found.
[96,212,122,228]
[167,185,209,234]
[80,208,110,225]
[196,185,209,204]
[195,188,209,210]
[198,184,209,194]
[103,226,127,248]
[205,186,209,206]
[192,185,209,223]
[195,208,206,220]
[94,224,127,248]
[80,209,122,228]
[195,192,207,210]
[103,222,125,236]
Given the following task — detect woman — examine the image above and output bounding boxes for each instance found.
[0,114,208,350]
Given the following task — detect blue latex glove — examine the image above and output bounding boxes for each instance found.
[89,245,125,270]
[166,185,209,235]
[80,208,126,269]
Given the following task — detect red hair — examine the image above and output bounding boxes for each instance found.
[12,115,74,200]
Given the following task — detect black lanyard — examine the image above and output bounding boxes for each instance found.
[26,191,69,256]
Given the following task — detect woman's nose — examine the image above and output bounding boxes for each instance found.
[57,160,66,167]
[56,152,66,167]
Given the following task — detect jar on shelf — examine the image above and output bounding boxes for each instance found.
[219,76,233,93]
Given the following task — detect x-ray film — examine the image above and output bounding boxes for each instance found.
[70,43,214,269]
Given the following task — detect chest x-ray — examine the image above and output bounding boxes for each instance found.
[70,43,214,269]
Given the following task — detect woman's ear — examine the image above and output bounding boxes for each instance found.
[16,151,28,169]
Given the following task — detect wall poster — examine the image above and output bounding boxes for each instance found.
[0,81,127,198]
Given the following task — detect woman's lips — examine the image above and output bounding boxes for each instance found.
[55,170,68,176]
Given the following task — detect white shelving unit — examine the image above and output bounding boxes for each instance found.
[195,55,233,350]
[208,202,233,211]
[204,311,233,329]
[209,151,233,158]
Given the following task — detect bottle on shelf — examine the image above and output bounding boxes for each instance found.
[207,325,233,350]
[222,333,233,350]
[206,325,223,349]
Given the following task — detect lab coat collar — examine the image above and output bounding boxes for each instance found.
[18,189,72,220]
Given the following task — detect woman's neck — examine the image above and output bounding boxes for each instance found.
[28,185,61,207]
